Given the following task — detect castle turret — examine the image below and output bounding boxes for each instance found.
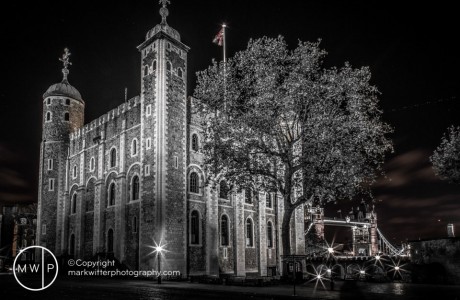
[37,48,84,254]
[136,1,189,274]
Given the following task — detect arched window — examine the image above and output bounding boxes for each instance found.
[144,65,149,76]
[189,172,199,194]
[46,111,51,122]
[90,157,95,171]
[107,229,114,253]
[166,61,171,72]
[219,180,229,199]
[132,139,138,156]
[131,176,139,201]
[69,234,75,256]
[190,210,200,245]
[191,134,199,151]
[110,148,117,168]
[65,99,70,105]
[245,188,253,204]
[152,60,157,71]
[246,218,254,247]
[85,179,95,212]
[267,221,273,248]
[221,215,229,246]
[73,165,77,178]
[71,193,77,214]
[64,112,69,121]
[108,183,116,206]
[178,68,183,78]
[266,193,273,208]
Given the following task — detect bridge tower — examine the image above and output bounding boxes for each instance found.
[305,206,324,240]
[369,209,378,255]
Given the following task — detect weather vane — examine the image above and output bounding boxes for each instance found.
[59,48,72,82]
[159,0,171,25]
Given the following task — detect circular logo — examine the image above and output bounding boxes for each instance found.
[13,246,59,291]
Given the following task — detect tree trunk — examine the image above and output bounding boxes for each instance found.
[281,205,294,256]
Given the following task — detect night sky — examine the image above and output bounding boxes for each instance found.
[1,1,459,245]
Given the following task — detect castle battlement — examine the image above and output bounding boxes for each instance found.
[70,95,140,141]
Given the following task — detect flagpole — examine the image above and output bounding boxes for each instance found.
[222,24,227,112]
[223,24,227,63]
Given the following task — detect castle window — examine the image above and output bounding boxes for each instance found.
[49,178,55,191]
[221,215,229,246]
[246,218,254,247]
[146,104,152,116]
[144,65,149,77]
[46,98,51,105]
[46,111,52,122]
[267,221,273,248]
[90,157,95,171]
[64,112,69,121]
[131,175,140,201]
[131,139,138,156]
[66,99,70,105]
[177,68,183,78]
[152,60,157,71]
[107,229,114,253]
[167,42,171,49]
[47,159,53,171]
[174,156,178,169]
[69,234,75,257]
[146,138,152,150]
[166,61,171,72]
[108,183,116,206]
[190,210,200,245]
[133,217,138,233]
[191,134,199,151]
[145,165,150,176]
[245,188,253,204]
[189,172,199,194]
[71,193,77,214]
[73,165,77,179]
[110,148,117,168]
[219,180,229,199]
[266,193,273,208]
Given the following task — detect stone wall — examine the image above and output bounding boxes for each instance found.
[410,238,460,284]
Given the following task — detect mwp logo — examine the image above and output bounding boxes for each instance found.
[13,246,59,291]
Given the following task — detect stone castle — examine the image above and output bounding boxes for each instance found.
[36,2,307,277]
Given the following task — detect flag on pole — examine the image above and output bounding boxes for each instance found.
[213,28,224,46]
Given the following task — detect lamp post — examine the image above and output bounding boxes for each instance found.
[154,245,164,284]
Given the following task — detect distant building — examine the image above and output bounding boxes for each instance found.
[0,204,37,259]
[447,223,455,238]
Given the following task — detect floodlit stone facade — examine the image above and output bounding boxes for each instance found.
[36,3,305,278]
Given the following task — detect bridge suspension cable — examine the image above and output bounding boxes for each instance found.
[376,228,405,256]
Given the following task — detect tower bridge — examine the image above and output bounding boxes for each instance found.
[299,205,411,281]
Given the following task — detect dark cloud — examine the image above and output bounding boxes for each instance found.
[0,144,35,207]
[374,149,460,242]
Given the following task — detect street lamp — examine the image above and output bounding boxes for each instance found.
[394,266,400,271]
[327,247,334,254]
[154,245,164,284]
[375,255,381,260]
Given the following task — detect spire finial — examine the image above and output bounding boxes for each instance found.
[59,48,72,83]
[159,0,171,25]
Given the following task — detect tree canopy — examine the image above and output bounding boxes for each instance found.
[431,126,460,184]
[193,36,392,255]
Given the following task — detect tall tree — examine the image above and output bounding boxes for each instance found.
[431,126,460,184]
[193,36,392,257]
